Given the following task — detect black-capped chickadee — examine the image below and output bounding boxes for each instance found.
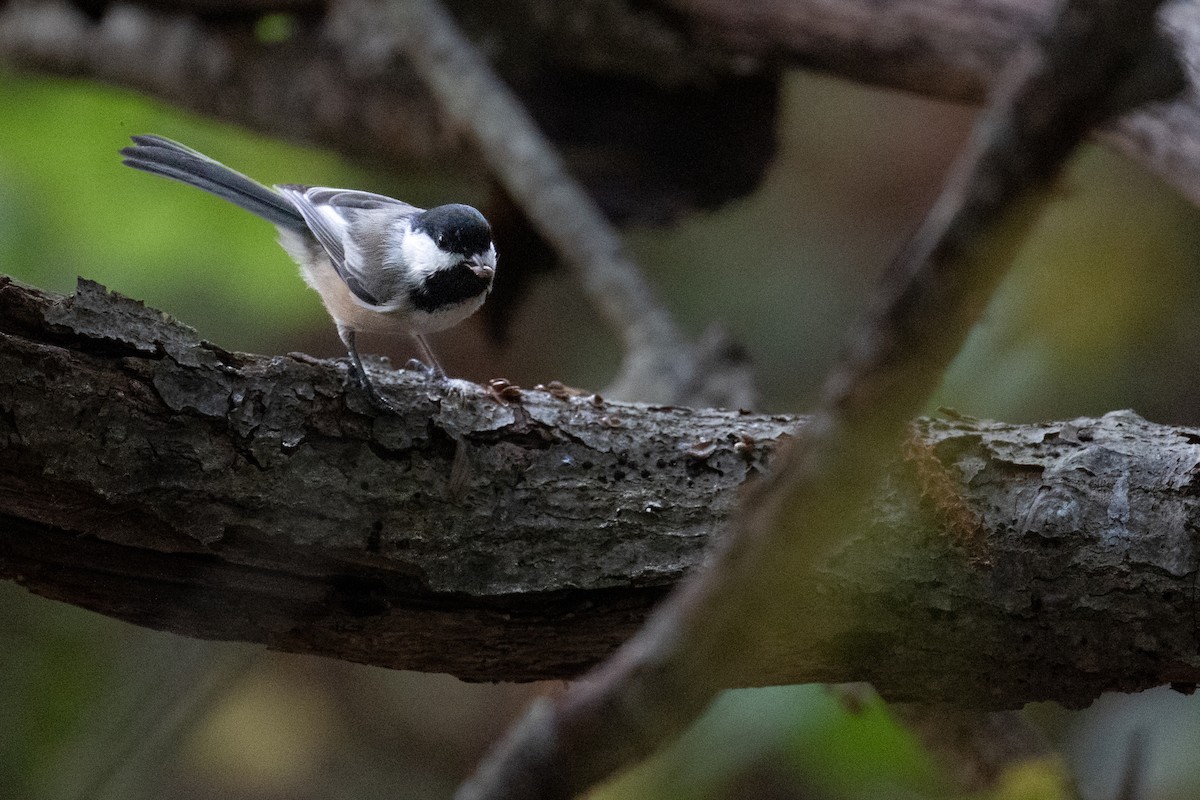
[119,135,496,411]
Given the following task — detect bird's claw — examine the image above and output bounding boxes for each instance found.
[363,384,402,415]
[403,358,440,378]
[347,365,402,415]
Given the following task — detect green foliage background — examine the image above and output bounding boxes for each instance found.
[4,66,1200,800]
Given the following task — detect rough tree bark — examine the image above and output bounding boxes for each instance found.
[2,276,1198,709]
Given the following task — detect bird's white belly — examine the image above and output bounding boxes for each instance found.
[278,228,484,336]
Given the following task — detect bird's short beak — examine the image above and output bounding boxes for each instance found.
[469,261,495,280]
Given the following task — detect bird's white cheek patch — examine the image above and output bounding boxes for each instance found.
[399,229,457,279]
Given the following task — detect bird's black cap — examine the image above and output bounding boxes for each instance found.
[413,203,492,256]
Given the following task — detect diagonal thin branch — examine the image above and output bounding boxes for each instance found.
[324,0,750,406]
[455,1,1185,798]
[327,0,675,352]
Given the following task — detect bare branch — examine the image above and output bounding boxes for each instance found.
[0,0,456,168]
[660,0,1200,207]
[455,1,1184,798]
[0,276,779,598]
[329,0,672,352]
[324,0,744,404]
[0,0,762,404]
[4,0,1200,208]
[2,276,1200,702]
[896,707,1056,793]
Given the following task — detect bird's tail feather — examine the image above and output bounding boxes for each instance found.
[120,135,305,231]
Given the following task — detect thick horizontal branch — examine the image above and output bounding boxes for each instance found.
[1,276,1198,707]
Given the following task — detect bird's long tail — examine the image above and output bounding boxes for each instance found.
[120,135,305,232]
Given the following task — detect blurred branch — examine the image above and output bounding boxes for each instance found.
[2,277,1199,701]
[0,0,452,168]
[339,0,669,353]
[896,707,1058,793]
[324,0,749,405]
[1116,730,1148,800]
[456,1,1183,798]
[2,0,1200,208]
[0,0,758,404]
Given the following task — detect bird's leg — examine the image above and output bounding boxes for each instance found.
[407,334,465,487]
[409,334,447,380]
[338,327,399,413]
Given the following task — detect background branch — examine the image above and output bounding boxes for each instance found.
[2,0,1199,207]
[456,0,1184,797]
[326,0,746,405]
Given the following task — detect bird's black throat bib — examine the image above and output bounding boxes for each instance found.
[409,264,490,312]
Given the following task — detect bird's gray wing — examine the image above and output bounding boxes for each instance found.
[275,186,421,306]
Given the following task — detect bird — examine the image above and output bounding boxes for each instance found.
[119,134,497,411]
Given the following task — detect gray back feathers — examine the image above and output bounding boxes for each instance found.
[276,185,422,307]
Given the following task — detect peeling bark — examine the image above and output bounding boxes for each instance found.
[1,276,1198,706]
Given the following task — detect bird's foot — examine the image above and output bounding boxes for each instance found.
[347,365,401,415]
[403,358,441,378]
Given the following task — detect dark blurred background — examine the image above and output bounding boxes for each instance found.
[3,64,1200,799]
